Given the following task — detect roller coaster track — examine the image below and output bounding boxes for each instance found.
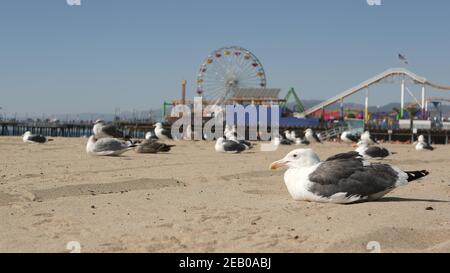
[427,97,450,103]
[302,67,450,116]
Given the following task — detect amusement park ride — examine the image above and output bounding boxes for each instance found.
[163,46,304,120]
[426,97,450,129]
[162,45,450,131]
[301,67,450,123]
[195,46,267,105]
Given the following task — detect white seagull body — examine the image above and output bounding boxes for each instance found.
[154,123,173,141]
[355,141,394,159]
[304,128,322,144]
[145,130,158,141]
[22,131,51,144]
[270,149,429,204]
[360,131,378,145]
[86,136,134,156]
[215,137,246,153]
[416,135,434,151]
[341,131,359,144]
[284,131,295,142]
[225,130,236,140]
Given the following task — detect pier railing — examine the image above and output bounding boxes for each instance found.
[0,121,156,139]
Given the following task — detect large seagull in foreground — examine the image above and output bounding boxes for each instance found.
[270,149,429,204]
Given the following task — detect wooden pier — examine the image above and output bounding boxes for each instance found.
[1,121,449,144]
[0,121,156,139]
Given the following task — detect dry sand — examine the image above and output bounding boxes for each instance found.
[0,137,449,253]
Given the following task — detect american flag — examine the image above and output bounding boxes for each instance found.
[398,53,408,64]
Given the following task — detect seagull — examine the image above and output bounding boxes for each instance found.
[145,129,159,141]
[360,131,379,145]
[340,131,359,144]
[273,136,293,146]
[270,149,429,204]
[154,122,173,141]
[93,119,124,139]
[135,139,175,154]
[304,128,322,144]
[416,135,434,151]
[227,135,254,150]
[22,131,53,144]
[86,136,135,156]
[224,125,239,140]
[355,141,395,159]
[215,137,247,153]
[284,130,296,142]
[224,130,236,140]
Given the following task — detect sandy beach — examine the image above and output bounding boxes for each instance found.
[1,137,449,253]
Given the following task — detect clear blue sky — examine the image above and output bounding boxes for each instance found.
[1,0,450,116]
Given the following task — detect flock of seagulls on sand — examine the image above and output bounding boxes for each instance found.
[20,122,434,204]
[87,120,175,155]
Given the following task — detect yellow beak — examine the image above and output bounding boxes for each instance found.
[270,160,287,170]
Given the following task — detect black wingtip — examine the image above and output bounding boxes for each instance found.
[406,170,430,182]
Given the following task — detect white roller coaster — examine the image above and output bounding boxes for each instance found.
[302,67,450,118]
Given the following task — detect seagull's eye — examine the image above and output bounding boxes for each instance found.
[293,154,298,158]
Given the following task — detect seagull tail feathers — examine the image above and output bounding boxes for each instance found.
[405,170,430,182]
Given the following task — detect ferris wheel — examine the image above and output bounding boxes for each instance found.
[196,46,267,105]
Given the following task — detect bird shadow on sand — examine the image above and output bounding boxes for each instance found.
[377,197,450,203]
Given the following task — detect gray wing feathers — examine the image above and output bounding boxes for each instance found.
[308,159,399,198]
[28,135,47,143]
[325,151,361,161]
[223,140,246,152]
[136,140,174,153]
[365,146,390,158]
[94,138,127,152]
[101,125,124,138]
